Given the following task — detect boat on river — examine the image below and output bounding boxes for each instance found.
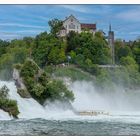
[75,110,109,116]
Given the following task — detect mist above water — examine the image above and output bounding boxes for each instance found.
[0,79,140,120]
[69,81,140,113]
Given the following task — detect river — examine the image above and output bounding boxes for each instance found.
[0,80,140,136]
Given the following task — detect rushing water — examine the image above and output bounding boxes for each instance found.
[1,118,140,136]
[0,80,140,135]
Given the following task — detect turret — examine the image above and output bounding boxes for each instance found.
[108,24,115,65]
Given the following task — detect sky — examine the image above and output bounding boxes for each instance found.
[0,5,140,41]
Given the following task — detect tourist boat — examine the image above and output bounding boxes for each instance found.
[75,110,109,116]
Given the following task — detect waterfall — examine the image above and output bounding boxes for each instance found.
[0,81,48,119]
[0,110,12,120]
[0,80,75,120]
[1,79,140,120]
[69,81,140,115]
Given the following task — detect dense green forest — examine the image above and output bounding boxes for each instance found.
[0,18,140,88]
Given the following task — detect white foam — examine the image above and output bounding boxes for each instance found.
[0,109,12,120]
[0,81,48,119]
[0,80,140,124]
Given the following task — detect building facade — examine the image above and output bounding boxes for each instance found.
[108,24,115,64]
[59,15,96,37]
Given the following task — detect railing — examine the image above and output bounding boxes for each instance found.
[98,65,121,68]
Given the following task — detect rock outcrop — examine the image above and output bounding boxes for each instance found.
[13,68,31,98]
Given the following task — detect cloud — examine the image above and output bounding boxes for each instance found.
[0,31,38,40]
[116,8,140,22]
[16,29,45,34]
[0,23,46,29]
[128,31,140,35]
[0,32,23,40]
[59,5,92,14]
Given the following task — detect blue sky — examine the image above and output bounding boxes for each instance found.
[0,5,140,41]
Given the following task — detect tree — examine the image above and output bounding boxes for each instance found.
[132,40,140,71]
[120,56,140,87]
[66,31,80,52]
[0,46,28,80]
[32,32,67,66]
[48,47,66,65]
[0,39,10,57]
[48,19,63,36]
[120,56,137,66]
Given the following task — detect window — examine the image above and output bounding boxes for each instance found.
[71,18,73,22]
[69,23,75,29]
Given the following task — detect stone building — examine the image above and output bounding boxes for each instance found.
[108,24,115,64]
[59,15,96,37]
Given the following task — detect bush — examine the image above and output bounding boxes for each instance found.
[0,86,19,118]
[17,88,30,98]
[31,83,45,97]
[20,59,39,78]
[0,98,19,118]
[0,85,9,98]
[13,63,22,70]
[46,80,74,101]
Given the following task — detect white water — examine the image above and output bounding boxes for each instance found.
[0,81,75,120]
[0,110,12,120]
[0,80,140,122]
[70,81,140,114]
[0,81,48,119]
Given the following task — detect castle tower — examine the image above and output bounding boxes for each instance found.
[108,24,115,65]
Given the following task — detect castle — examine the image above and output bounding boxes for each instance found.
[59,15,115,64]
[59,15,96,37]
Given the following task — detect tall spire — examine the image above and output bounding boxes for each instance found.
[109,24,111,31]
[108,23,115,65]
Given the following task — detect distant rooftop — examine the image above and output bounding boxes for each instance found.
[81,23,96,30]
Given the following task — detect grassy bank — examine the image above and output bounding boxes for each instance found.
[45,65,95,81]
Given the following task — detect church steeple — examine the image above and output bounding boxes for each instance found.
[108,24,115,65]
[109,24,111,31]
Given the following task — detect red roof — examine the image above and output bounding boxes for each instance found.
[81,23,96,29]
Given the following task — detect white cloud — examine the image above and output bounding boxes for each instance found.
[0,32,23,40]
[59,5,113,16]
[116,8,140,22]
[0,23,46,29]
[59,5,92,13]
[16,29,45,34]
[128,31,140,35]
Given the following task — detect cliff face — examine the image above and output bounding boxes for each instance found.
[13,68,31,98]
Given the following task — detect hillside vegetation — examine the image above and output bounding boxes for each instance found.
[0,18,139,97]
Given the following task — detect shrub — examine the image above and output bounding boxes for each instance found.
[17,88,30,98]
[0,85,9,99]
[0,86,19,118]
[0,98,19,118]
[20,59,39,78]
[46,80,74,101]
